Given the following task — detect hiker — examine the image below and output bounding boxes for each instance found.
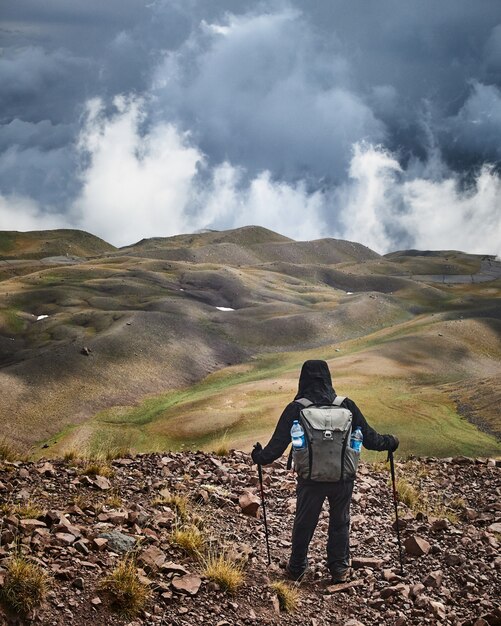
[251,359,399,583]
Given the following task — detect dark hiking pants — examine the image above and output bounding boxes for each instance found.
[288,479,354,577]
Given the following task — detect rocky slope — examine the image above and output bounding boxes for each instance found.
[0,452,499,625]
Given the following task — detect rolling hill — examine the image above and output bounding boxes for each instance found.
[0,225,499,460]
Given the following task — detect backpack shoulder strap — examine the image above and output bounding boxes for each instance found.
[295,398,314,408]
[333,395,346,406]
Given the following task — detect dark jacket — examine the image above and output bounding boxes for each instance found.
[252,359,396,467]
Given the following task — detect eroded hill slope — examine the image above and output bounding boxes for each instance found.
[0,226,499,459]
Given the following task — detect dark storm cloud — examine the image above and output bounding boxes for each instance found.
[1,0,501,253]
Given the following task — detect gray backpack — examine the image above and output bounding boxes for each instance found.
[291,396,360,481]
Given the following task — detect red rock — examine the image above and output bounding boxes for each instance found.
[351,556,384,569]
[139,545,166,571]
[326,579,364,593]
[93,537,108,551]
[487,522,501,533]
[429,600,446,620]
[423,570,443,588]
[238,491,260,517]
[19,519,47,532]
[37,462,55,476]
[93,476,111,490]
[171,574,202,596]
[444,552,463,565]
[383,569,399,582]
[381,584,410,600]
[55,532,76,545]
[161,562,189,576]
[431,519,449,531]
[410,583,425,597]
[404,535,431,556]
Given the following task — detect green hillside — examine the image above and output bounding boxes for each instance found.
[0,226,499,460]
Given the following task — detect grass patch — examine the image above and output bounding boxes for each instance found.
[213,431,231,456]
[101,556,150,619]
[0,501,43,519]
[79,460,115,478]
[0,438,21,462]
[105,491,123,509]
[270,581,299,613]
[395,476,462,523]
[170,525,205,556]
[1,308,25,334]
[62,448,79,462]
[201,552,244,593]
[152,493,189,522]
[1,556,51,615]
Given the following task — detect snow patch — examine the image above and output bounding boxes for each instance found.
[215,306,235,311]
[36,314,49,321]
[346,292,354,295]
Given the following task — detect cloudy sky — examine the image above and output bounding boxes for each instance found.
[1,0,501,254]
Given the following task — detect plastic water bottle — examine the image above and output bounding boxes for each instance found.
[350,427,363,453]
[291,420,306,450]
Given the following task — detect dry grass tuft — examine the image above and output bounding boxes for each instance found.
[79,460,115,478]
[201,552,244,593]
[395,476,462,524]
[105,491,123,509]
[153,493,189,522]
[0,438,20,462]
[270,580,299,613]
[101,557,150,618]
[170,525,204,556]
[395,479,422,511]
[1,556,51,614]
[0,500,43,519]
[62,448,79,462]
[213,432,231,457]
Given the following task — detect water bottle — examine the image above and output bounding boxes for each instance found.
[291,420,306,450]
[350,427,363,453]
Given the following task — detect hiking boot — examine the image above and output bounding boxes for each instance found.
[330,568,350,584]
[285,560,308,581]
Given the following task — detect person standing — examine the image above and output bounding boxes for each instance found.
[251,359,399,583]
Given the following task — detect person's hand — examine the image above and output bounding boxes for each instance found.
[388,435,399,452]
[251,442,263,464]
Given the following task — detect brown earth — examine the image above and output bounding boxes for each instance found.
[0,452,499,625]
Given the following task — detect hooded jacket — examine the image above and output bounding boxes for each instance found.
[252,359,396,473]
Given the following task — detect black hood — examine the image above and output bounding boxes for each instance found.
[294,359,336,405]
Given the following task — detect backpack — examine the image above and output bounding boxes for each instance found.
[290,396,360,482]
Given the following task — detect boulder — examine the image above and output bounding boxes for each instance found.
[404,535,431,556]
[97,531,135,553]
[171,574,202,596]
[238,491,260,517]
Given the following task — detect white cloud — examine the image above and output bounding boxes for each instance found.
[199,163,327,240]
[68,96,328,245]
[2,96,500,259]
[334,143,403,252]
[334,143,501,257]
[71,96,203,246]
[400,165,501,255]
[0,193,65,231]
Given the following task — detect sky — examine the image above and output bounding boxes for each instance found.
[1,0,501,254]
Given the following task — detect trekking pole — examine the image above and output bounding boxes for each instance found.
[257,461,272,566]
[387,449,405,576]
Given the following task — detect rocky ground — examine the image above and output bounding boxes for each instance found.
[0,451,500,626]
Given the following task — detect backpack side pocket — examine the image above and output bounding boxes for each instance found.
[343,445,360,480]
